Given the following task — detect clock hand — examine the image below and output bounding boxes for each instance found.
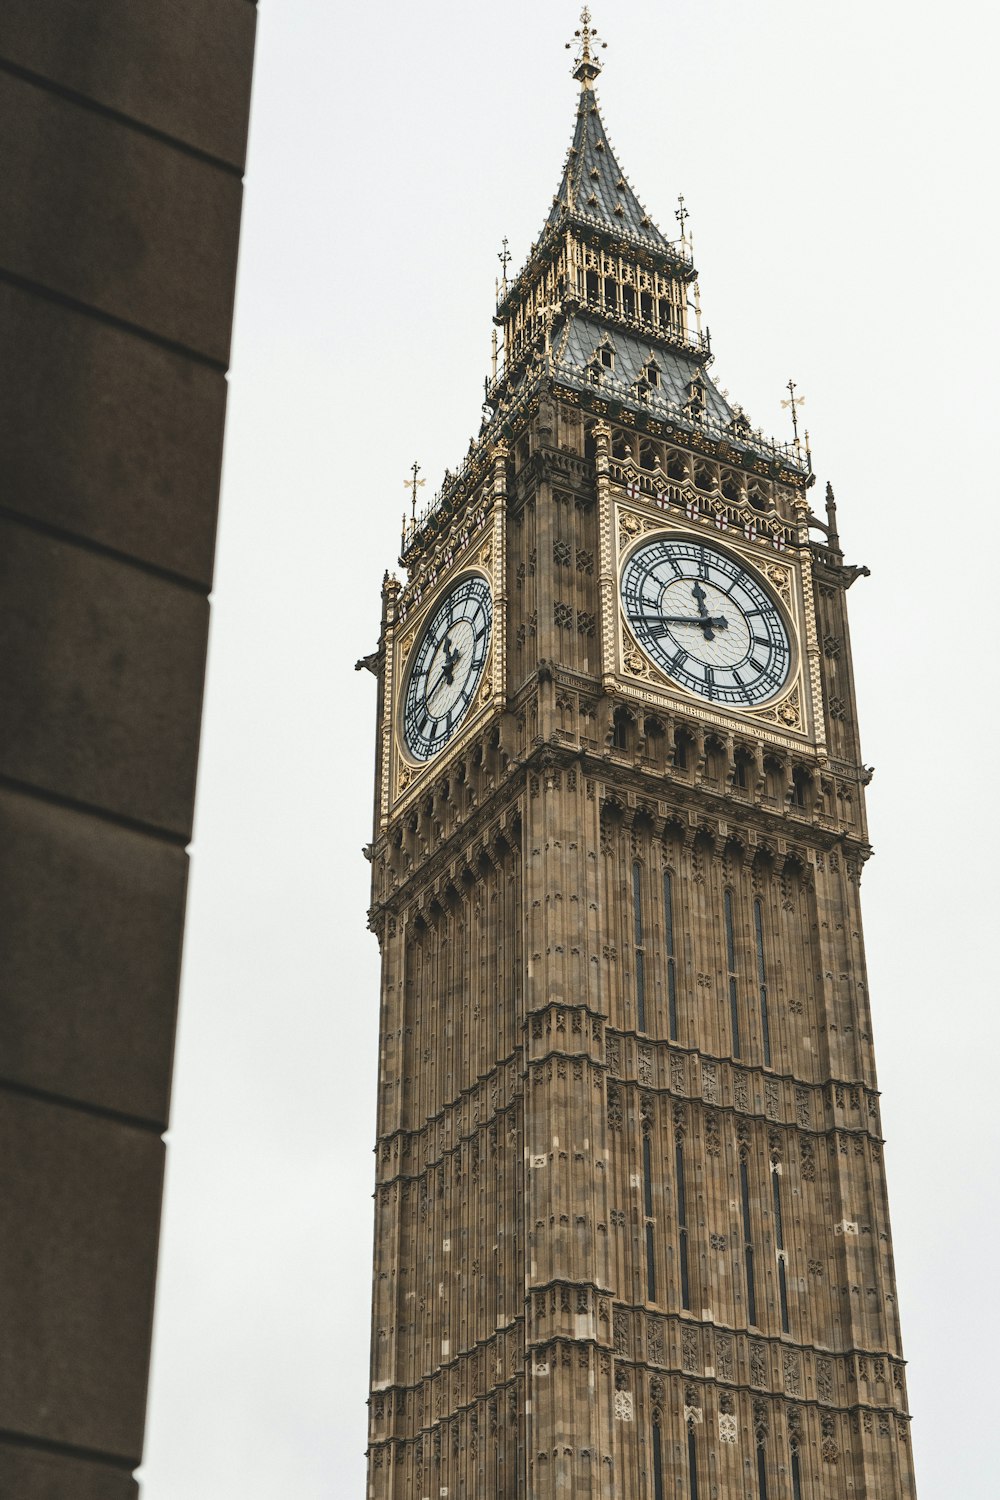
[637,615,729,636]
[427,642,461,704]
[661,614,729,630]
[688,583,725,640]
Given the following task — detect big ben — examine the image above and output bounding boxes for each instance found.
[361,11,917,1496]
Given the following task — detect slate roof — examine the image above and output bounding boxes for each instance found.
[553,313,734,425]
[545,86,673,254]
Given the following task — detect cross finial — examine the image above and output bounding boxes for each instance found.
[498,236,511,293]
[780,378,806,446]
[566,6,606,87]
[403,461,426,520]
[675,193,690,244]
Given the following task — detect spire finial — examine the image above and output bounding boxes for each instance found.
[781,378,806,453]
[403,461,425,521]
[497,236,511,294]
[825,480,840,549]
[675,193,690,245]
[566,7,606,88]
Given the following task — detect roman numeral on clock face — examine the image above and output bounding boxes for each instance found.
[620,537,793,709]
[403,574,494,763]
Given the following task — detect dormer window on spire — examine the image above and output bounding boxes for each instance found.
[685,373,706,420]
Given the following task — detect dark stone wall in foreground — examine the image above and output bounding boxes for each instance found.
[0,4,257,1493]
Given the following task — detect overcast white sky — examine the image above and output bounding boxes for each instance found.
[137,2,998,1495]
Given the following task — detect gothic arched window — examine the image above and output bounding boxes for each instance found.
[772,1158,790,1332]
[663,868,678,1040]
[753,898,772,1067]
[632,860,647,1032]
[724,888,742,1059]
[675,1133,690,1310]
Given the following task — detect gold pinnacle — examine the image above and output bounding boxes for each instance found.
[565,6,607,87]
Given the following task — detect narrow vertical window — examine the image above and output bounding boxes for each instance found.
[643,1133,656,1302]
[676,1138,690,1309]
[790,1449,802,1500]
[652,1423,664,1500]
[633,861,646,1031]
[753,898,772,1067]
[772,1166,790,1333]
[756,1444,769,1500]
[724,888,741,1058]
[664,869,678,1040]
[687,1423,699,1500]
[740,1156,757,1325]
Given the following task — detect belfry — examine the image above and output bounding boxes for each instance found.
[362,12,917,1496]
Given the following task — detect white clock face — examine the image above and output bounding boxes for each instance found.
[620,536,792,706]
[402,575,493,761]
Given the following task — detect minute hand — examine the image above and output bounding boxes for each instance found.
[640,614,729,635]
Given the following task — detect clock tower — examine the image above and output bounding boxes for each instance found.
[362,15,917,1498]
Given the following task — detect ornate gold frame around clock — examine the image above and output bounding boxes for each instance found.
[612,496,819,748]
[388,536,503,809]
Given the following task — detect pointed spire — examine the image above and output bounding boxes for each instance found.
[825,481,840,550]
[545,72,672,251]
[566,7,606,89]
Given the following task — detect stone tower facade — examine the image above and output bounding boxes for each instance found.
[363,19,916,1498]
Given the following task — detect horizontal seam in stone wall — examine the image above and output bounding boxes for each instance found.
[608,1304,906,1371]
[0,1077,167,1135]
[0,505,213,597]
[605,1032,881,1104]
[0,56,247,177]
[0,773,192,849]
[367,1330,526,1406]
[0,1423,138,1470]
[0,269,230,374]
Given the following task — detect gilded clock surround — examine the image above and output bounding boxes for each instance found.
[616,522,800,722]
[398,570,494,765]
[362,16,915,1499]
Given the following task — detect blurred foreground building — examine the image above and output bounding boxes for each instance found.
[0,5,256,1496]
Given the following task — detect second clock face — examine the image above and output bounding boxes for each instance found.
[621,536,792,707]
[402,574,493,761]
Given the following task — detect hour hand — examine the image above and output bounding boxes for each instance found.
[428,645,459,703]
[441,637,459,682]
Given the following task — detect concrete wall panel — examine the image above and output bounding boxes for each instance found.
[0,0,256,168]
[0,786,188,1126]
[0,282,227,585]
[0,70,244,361]
[0,1442,138,1500]
[0,520,209,835]
[0,1093,164,1459]
[0,5,257,1485]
